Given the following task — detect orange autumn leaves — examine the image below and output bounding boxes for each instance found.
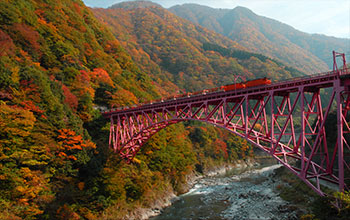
[15,167,52,217]
[61,67,116,118]
[74,68,114,99]
[56,129,96,161]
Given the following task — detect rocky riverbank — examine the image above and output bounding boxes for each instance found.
[151,163,302,220]
[218,165,301,219]
[123,185,176,220]
[125,159,258,220]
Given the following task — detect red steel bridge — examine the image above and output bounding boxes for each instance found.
[102,52,350,196]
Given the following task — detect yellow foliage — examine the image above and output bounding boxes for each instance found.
[110,87,138,107]
[11,66,20,84]
[15,186,26,193]
[132,157,141,164]
[0,103,36,139]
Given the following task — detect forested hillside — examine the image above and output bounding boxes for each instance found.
[170,4,348,73]
[0,0,253,219]
[0,0,167,218]
[93,3,304,93]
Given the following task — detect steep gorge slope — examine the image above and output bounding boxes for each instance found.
[0,0,255,219]
[0,0,169,218]
[170,4,348,73]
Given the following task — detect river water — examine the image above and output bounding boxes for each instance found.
[150,161,300,220]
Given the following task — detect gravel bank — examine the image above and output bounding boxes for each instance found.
[152,164,301,220]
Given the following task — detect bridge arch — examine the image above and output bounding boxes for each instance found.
[104,69,350,196]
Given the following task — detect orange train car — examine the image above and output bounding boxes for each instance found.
[220,83,246,92]
[219,77,271,92]
[245,77,271,88]
[156,77,271,103]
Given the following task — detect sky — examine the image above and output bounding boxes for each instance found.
[82,0,350,39]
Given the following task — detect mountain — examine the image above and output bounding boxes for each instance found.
[93,4,304,92]
[170,4,348,73]
[109,0,161,9]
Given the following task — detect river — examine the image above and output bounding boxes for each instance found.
[150,160,300,220]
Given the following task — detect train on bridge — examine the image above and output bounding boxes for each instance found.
[156,77,271,103]
[114,77,271,110]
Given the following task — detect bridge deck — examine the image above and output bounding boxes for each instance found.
[103,70,344,117]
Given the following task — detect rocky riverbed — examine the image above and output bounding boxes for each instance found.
[151,164,301,220]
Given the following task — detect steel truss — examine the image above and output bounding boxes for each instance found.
[103,54,350,196]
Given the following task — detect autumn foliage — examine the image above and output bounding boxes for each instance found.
[92,5,305,94]
[56,128,96,161]
[62,84,78,110]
